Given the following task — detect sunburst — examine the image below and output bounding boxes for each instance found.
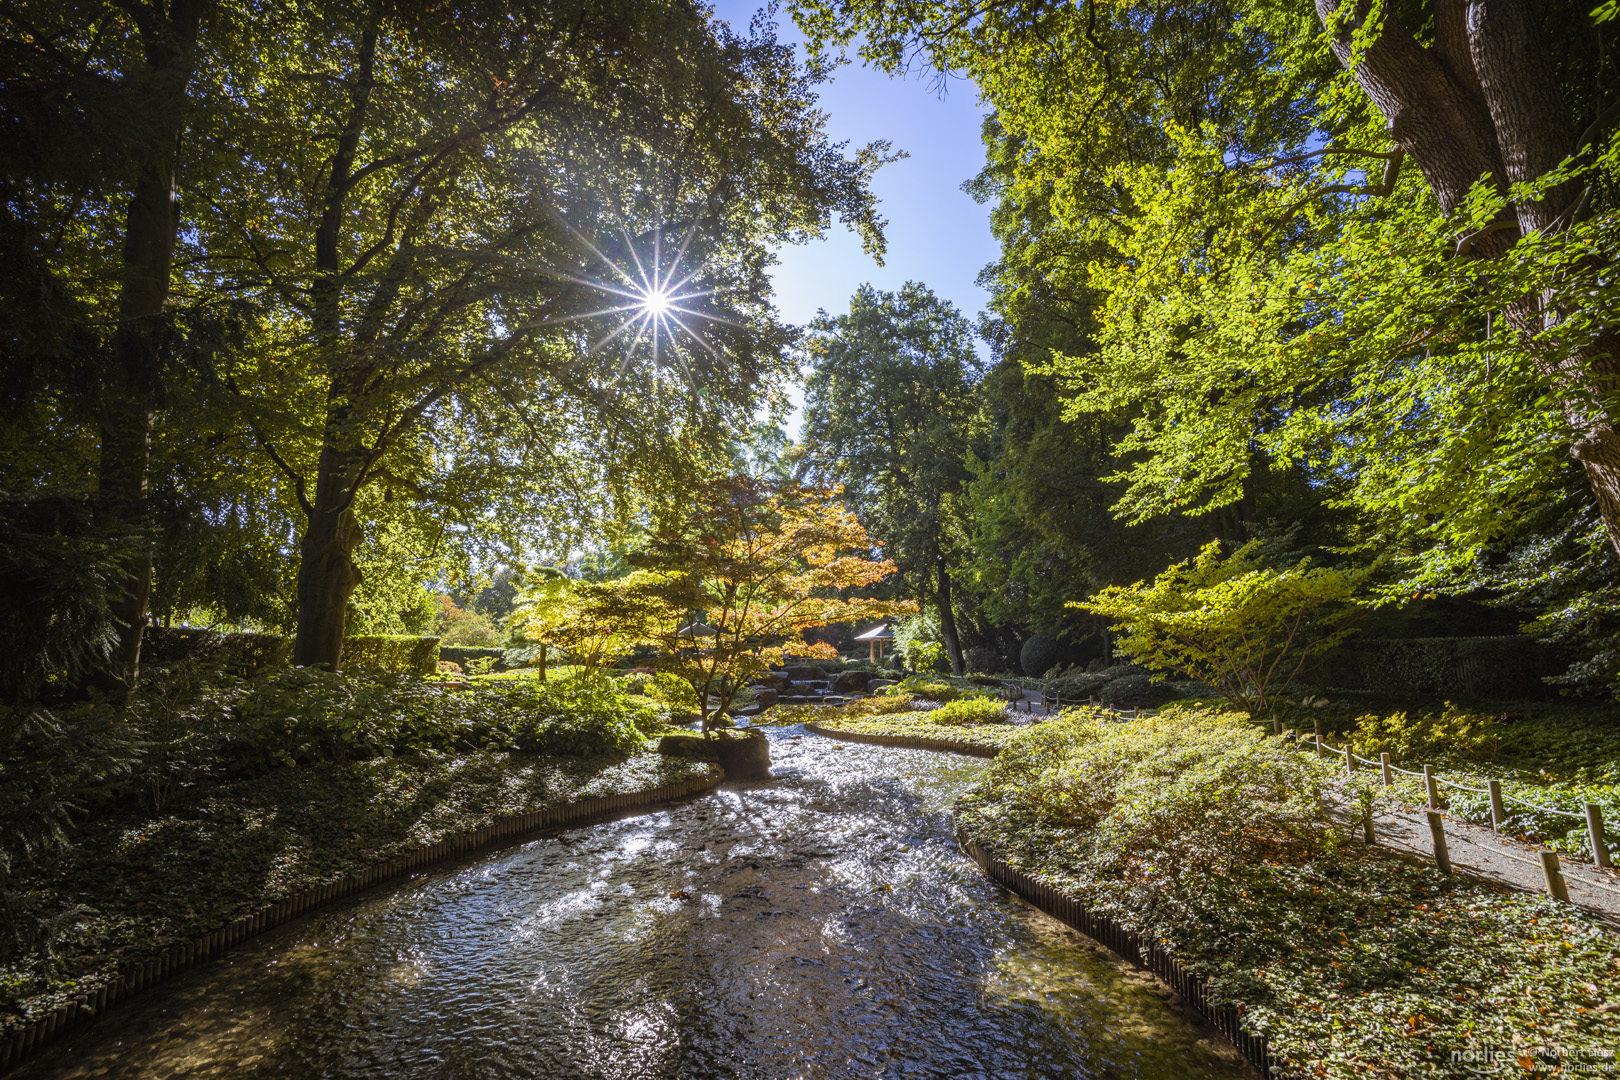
[530,204,742,393]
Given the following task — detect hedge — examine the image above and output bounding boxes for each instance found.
[1312,636,1565,699]
[141,627,290,676]
[440,646,506,670]
[342,635,440,675]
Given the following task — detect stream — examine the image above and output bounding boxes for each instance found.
[17,728,1247,1079]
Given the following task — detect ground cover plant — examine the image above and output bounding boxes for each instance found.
[956,708,1620,1078]
[802,710,1020,752]
[0,748,715,1034]
[0,662,697,1035]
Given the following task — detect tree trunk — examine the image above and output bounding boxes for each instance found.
[292,446,366,669]
[1315,0,1620,555]
[92,0,209,694]
[936,557,965,676]
[290,17,381,669]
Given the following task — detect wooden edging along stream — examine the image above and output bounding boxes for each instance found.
[0,766,724,1075]
[803,722,1277,1077]
[802,721,1002,758]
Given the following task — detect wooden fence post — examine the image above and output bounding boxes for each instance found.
[1586,804,1611,869]
[1362,805,1375,844]
[1380,753,1392,786]
[1488,780,1506,831]
[1313,718,1324,758]
[1427,811,1451,875]
[1539,850,1570,903]
[1343,745,1354,774]
[1423,765,1440,811]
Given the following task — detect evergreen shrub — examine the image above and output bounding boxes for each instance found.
[342,635,440,675]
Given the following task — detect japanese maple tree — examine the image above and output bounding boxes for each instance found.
[633,478,915,732]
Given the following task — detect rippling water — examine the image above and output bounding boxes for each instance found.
[19,728,1248,1079]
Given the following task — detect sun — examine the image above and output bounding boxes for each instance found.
[641,288,673,317]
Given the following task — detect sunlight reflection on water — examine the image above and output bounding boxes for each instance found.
[18,728,1248,1080]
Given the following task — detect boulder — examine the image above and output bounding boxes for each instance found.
[784,665,828,681]
[748,687,780,709]
[830,669,873,693]
[757,673,791,692]
[657,729,771,780]
[867,679,896,692]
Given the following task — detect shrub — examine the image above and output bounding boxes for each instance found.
[968,708,1333,898]
[1099,673,1178,708]
[439,646,504,670]
[844,692,917,716]
[964,646,1001,674]
[1078,541,1364,714]
[928,697,1008,726]
[141,628,291,676]
[883,675,972,702]
[1347,705,1505,762]
[494,675,651,757]
[1020,635,1066,678]
[342,635,440,676]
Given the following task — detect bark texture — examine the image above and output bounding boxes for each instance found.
[94,0,208,693]
[935,556,965,676]
[290,18,382,669]
[1315,0,1620,555]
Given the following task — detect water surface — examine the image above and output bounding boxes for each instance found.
[20,729,1247,1079]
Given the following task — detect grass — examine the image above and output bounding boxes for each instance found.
[1,747,715,1034]
[957,708,1620,1079]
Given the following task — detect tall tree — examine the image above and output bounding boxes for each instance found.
[187,0,891,667]
[801,282,981,673]
[2,0,215,691]
[791,0,1620,586]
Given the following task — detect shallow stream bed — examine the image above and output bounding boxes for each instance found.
[17,728,1247,1079]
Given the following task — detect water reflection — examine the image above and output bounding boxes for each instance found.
[19,729,1247,1079]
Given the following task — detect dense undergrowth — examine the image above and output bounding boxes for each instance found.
[956,708,1620,1078]
[0,663,693,1034]
[1263,698,1620,862]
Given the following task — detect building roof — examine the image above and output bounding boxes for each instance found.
[852,624,893,641]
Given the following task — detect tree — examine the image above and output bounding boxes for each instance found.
[2,0,217,691]
[630,478,915,731]
[791,0,1620,677]
[181,0,892,670]
[512,569,683,677]
[1079,541,1364,715]
[801,282,981,673]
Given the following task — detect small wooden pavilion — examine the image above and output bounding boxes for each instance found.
[853,624,894,663]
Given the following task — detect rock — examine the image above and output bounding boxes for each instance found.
[757,673,791,692]
[436,660,463,674]
[867,679,895,692]
[656,730,771,780]
[830,669,873,693]
[711,713,736,727]
[784,665,827,681]
[748,687,779,709]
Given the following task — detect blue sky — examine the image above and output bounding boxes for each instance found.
[709,2,1000,432]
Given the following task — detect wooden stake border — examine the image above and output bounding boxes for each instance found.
[0,767,724,1074]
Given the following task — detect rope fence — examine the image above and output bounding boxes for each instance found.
[999,681,1615,908]
[1304,729,1614,903]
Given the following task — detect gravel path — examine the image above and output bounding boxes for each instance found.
[1367,801,1620,930]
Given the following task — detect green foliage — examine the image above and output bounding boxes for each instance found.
[882,675,974,702]
[801,283,983,673]
[493,676,652,757]
[0,704,139,968]
[0,495,134,704]
[1080,541,1363,714]
[0,748,714,1025]
[140,628,290,678]
[1019,635,1066,679]
[959,709,1620,1076]
[927,697,1008,726]
[342,636,441,677]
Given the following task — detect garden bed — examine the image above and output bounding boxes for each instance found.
[804,713,1018,755]
[956,708,1620,1079]
[1,749,718,1040]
